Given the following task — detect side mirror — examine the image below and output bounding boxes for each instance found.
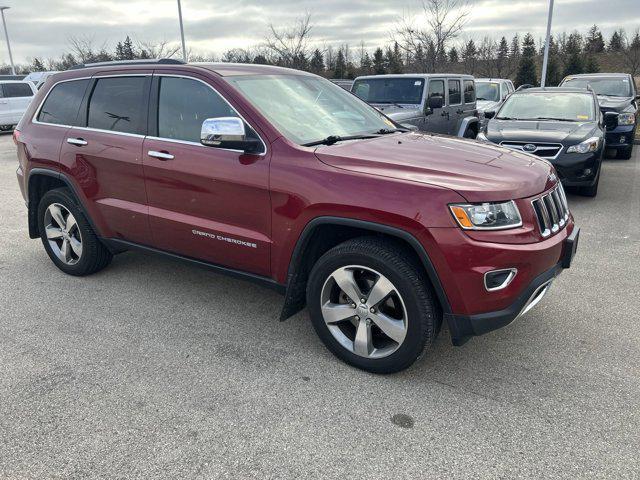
[484,110,496,120]
[201,117,261,153]
[603,111,618,130]
[428,95,444,110]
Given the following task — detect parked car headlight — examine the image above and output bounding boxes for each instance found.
[476,132,489,142]
[566,137,600,154]
[617,113,636,126]
[449,201,522,230]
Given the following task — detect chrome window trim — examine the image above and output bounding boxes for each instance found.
[484,268,518,292]
[153,73,268,156]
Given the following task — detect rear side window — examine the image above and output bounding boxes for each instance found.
[464,80,476,103]
[157,76,238,143]
[2,83,33,98]
[88,77,146,134]
[37,79,89,126]
[448,79,461,105]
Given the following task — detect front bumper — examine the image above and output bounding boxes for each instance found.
[605,124,636,150]
[444,226,579,345]
[552,151,602,187]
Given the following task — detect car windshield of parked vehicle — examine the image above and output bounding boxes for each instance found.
[562,77,632,97]
[476,82,500,102]
[496,92,595,122]
[227,75,399,146]
[351,78,425,105]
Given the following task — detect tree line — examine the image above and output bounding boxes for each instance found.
[5,0,640,87]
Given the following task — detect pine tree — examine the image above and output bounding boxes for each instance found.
[462,40,477,74]
[373,48,386,74]
[309,49,325,74]
[495,37,509,77]
[448,46,459,64]
[385,43,403,73]
[360,52,372,74]
[516,33,537,86]
[122,36,135,60]
[584,55,600,73]
[253,54,269,65]
[115,42,125,60]
[543,36,562,86]
[585,25,605,53]
[608,30,623,52]
[563,32,584,76]
[30,57,46,72]
[334,49,347,78]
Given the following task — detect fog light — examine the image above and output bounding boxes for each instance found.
[620,136,626,144]
[484,268,517,291]
[583,168,592,177]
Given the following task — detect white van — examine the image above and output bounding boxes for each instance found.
[0,80,37,131]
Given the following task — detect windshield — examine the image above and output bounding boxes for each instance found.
[562,77,632,97]
[496,92,596,122]
[352,78,425,105]
[227,74,397,146]
[476,82,500,102]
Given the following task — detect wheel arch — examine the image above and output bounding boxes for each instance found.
[279,216,452,321]
[457,116,479,137]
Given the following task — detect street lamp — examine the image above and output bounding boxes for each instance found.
[540,0,554,87]
[0,6,15,75]
[176,0,187,62]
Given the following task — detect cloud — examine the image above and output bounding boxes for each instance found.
[1,0,638,64]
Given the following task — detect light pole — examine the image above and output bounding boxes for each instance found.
[176,0,187,62]
[540,0,554,87]
[0,6,15,75]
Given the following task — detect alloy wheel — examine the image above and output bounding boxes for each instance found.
[320,265,408,359]
[43,203,83,265]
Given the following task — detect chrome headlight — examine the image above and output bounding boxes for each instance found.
[449,201,522,230]
[566,136,600,154]
[617,113,636,126]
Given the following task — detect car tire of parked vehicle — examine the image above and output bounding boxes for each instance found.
[617,145,633,160]
[463,128,476,139]
[306,236,439,374]
[37,188,113,276]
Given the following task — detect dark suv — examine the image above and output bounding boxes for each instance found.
[14,60,579,373]
[560,73,638,159]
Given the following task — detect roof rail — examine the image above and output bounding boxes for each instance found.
[69,58,185,70]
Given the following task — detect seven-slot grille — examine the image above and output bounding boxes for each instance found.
[500,141,563,159]
[531,184,570,237]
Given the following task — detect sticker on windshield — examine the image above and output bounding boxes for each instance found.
[414,81,421,86]
[577,115,589,120]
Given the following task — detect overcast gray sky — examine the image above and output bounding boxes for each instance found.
[2,0,640,64]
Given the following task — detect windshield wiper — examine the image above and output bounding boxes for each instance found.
[302,134,377,147]
[377,102,405,109]
[529,117,576,122]
[376,128,408,134]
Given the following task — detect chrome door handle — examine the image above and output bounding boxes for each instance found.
[148,150,174,160]
[67,137,88,146]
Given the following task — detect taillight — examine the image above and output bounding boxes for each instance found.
[12,129,20,145]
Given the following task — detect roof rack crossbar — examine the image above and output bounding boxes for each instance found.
[70,58,185,70]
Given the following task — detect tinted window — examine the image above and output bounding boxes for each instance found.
[88,77,146,134]
[37,79,89,126]
[476,82,500,102]
[428,80,445,99]
[562,76,632,97]
[2,83,33,98]
[352,78,425,104]
[464,80,475,103]
[448,79,461,105]
[158,76,238,143]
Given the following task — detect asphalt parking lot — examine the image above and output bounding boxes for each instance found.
[0,133,639,479]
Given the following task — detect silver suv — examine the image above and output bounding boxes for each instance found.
[351,74,479,138]
[475,78,515,130]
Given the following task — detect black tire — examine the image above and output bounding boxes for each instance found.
[306,237,440,374]
[37,187,112,276]
[617,145,633,160]
[463,128,476,139]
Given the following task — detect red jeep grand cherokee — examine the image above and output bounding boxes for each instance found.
[14,60,579,373]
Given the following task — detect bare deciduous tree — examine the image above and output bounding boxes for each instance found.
[264,13,313,68]
[394,0,470,71]
[136,40,181,59]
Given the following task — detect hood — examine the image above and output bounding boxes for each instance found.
[371,104,423,122]
[596,95,635,113]
[314,132,554,202]
[477,100,501,112]
[486,119,598,144]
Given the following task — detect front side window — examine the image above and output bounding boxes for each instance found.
[464,80,476,103]
[157,76,238,143]
[352,77,425,105]
[227,74,397,146]
[562,76,632,97]
[475,82,500,102]
[448,79,461,105]
[37,79,89,126]
[428,80,445,100]
[497,92,596,122]
[2,83,33,98]
[87,77,146,134]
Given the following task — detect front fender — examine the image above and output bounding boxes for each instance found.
[457,116,479,137]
